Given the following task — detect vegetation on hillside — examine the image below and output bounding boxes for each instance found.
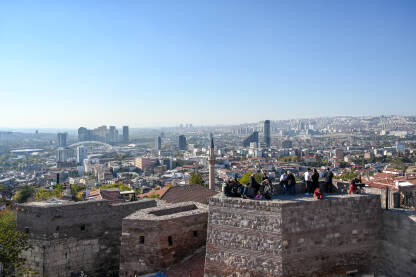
[0,209,32,276]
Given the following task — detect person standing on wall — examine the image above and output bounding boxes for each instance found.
[304,168,313,195]
[325,167,334,193]
[312,169,320,193]
[287,171,296,195]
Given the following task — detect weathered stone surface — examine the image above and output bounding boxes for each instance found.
[17,199,157,277]
[204,194,381,277]
[119,202,208,277]
[378,209,416,277]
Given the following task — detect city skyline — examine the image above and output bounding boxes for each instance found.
[1,114,416,132]
[1,0,415,128]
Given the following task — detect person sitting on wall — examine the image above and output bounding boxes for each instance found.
[241,182,257,199]
[314,187,324,200]
[250,174,260,193]
[255,190,265,200]
[259,178,273,200]
[279,171,288,194]
[349,176,362,194]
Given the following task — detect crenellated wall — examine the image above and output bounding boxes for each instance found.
[378,209,416,277]
[119,202,208,277]
[205,194,382,277]
[17,199,157,277]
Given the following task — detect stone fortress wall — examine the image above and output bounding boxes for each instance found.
[379,209,416,276]
[16,190,416,277]
[17,199,157,277]
[205,194,382,277]
[119,202,208,277]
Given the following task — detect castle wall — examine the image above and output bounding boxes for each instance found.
[120,202,208,277]
[17,199,157,277]
[379,209,416,277]
[205,194,381,277]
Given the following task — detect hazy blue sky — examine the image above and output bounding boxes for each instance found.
[0,0,415,128]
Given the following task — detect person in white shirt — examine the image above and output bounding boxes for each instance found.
[304,168,313,195]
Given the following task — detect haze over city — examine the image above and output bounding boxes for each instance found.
[1,0,415,128]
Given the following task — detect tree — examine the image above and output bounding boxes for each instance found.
[14,186,34,203]
[238,171,262,185]
[0,209,31,276]
[189,172,205,186]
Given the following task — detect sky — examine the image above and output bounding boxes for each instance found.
[0,0,415,128]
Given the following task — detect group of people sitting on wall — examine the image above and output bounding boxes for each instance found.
[224,168,336,200]
[223,171,274,200]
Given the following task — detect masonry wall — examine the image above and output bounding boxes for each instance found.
[120,202,208,277]
[378,209,416,277]
[17,199,157,277]
[205,194,381,277]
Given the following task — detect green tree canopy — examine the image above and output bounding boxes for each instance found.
[189,172,205,186]
[238,171,262,185]
[14,186,34,203]
[0,209,32,276]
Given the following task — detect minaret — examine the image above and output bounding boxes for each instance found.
[208,133,216,190]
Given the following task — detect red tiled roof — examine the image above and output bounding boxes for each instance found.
[139,186,170,199]
[161,184,218,204]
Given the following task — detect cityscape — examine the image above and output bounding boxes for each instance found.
[1,1,416,277]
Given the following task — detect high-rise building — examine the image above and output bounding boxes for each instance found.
[78,127,90,141]
[57,133,67,147]
[243,131,259,147]
[155,136,162,151]
[76,146,88,164]
[56,147,74,163]
[208,134,216,190]
[122,126,129,143]
[135,157,158,171]
[264,120,271,148]
[178,135,187,150]
[108,126,118,144]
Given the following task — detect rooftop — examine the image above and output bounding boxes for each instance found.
[124,201,207,221]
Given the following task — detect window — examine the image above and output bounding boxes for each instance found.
[139,236,145,244]
[25,227,29,234]
[168,236,173,246]
[56,226,60,232]
[80,224,85,231]
[193,231,198,237]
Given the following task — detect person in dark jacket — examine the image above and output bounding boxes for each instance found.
[250,174,260,193]
[243,182,257,199]
[311,169,320,192]
[287,171,296,195]
[325,168,334,193]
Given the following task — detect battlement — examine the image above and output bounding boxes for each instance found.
[205,193,382,277]
[17,199,157,239]
[17,199,157,277]
[120,202,208,276]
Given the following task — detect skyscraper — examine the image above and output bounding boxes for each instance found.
[264,120,271,148]
[178,135,187,150]
[155,136,162,151]
[108,126,118,143]
[208,133,216,190]
[122,126,129,143]
[57,133,67,147]
[243,131,259,147]
[77,146,88,164]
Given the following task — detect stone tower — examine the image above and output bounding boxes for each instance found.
[208,134,215,190]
